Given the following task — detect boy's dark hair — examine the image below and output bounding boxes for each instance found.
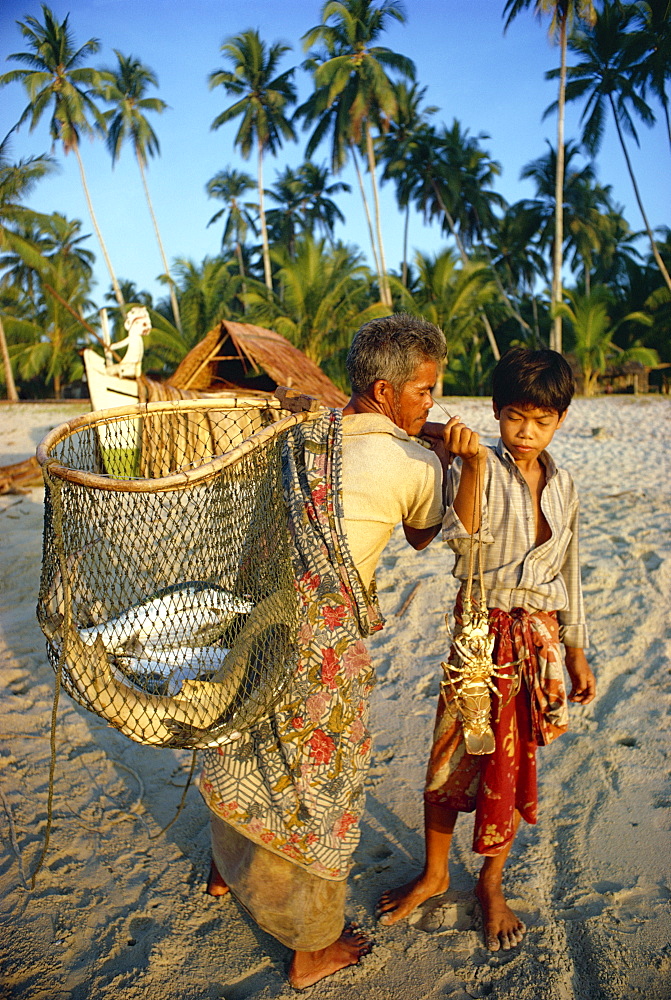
[346,313,446,395]
[492,347,575,414]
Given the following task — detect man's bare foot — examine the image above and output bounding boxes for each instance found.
[475,881,525,951]
[376,872,449,926]
[205,859,230,897]
[288,927,372,990]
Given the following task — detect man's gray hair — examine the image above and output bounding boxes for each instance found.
[346,314,446,395]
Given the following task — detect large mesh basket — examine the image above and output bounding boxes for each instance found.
[36,396,320,749]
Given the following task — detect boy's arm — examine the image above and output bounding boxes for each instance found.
[564,646,596,704]
[443,417,487,535]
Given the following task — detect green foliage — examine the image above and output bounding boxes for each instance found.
[0,5,110,154]
[0,2,668,398]
[99,51,167,166]
[242,233,386,381]
[209,30,297,158]
[555,286,655,395]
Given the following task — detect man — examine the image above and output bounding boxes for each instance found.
[199,315,448,989]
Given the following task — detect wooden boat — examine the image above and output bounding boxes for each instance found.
[83,347,142,411]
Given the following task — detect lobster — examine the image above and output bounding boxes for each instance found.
[440,597,520,755]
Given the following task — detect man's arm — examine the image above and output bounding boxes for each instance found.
[403,522,441,550]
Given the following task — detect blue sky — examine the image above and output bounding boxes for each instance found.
[1,0,668,308]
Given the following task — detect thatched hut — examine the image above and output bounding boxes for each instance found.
[167,321,347,407]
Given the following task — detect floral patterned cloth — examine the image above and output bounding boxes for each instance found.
[200,408,384,880]
[425,601,568,857]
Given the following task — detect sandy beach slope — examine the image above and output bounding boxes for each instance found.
[1,396,670,1000]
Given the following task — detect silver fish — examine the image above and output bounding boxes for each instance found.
[61,590,294,747]
[78,584,254,651]
[117,645,230,696]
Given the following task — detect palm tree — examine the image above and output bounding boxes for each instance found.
[591,206,643,295]
[557,1,671,294]
[399,121,503,358]
[486,202,548,344]
[393,249,501,394]
[100,50,182,331]
[564,179,624,295]
[0,5,125,309]
[555,285,654,395]
[0,136,57,399]
[209,29,297,292]
[520,140,608,293]
[629,0,671,152]
[172,256,244,350]
[206,168,257,278]
[299,0,415,307]
[242,233,385,372]
[295,161,350,242]
[265,166,305,259]
[403,248,501,354]
[378,81,438,285]
[3,217,96,397]
[264,162,350,259]
[504,0,597,353]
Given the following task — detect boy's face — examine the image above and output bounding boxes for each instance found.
[493,401,566,463]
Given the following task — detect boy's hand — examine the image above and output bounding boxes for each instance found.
[564,647,596,704]
[443,416,485,464]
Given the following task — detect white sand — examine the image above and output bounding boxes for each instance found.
[1,396,670,999]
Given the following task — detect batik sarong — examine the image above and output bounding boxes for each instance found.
[200,409,384,880]
[425,601,568,856]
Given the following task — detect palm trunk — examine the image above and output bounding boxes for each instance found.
[365,124,391,307]
[663,97,671,154]
[430,179,500,360]
[234,240,246,280]
[478,229,533,336]
[531,293,541,348]
[402,203,409,287]
[137,153,182,332]
[551,17,568,355]
[235,240,247,313]
[350,144,382,282]
[609,95,671,294]
[257,140,273,292]
[0,315,19,401]
[73,143,125,311]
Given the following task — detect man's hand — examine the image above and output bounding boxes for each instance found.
[443,417,485,464]
[564,647,596,704]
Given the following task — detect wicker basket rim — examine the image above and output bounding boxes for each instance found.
[36,396,325,494]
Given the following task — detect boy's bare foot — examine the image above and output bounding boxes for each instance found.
[288,926,372,990]
[475,881,525,951]
[376,872,449,926]
[205,859,230,897]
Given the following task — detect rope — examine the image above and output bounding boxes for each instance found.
[30,463,67,888]
[148,750,198,840]
[464,447,486,611]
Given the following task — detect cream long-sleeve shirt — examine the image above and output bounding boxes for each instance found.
[442,439,588,648]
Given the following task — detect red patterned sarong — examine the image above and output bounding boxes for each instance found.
[424,603,568,856]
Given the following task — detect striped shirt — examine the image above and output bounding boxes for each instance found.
[442,439,587,648]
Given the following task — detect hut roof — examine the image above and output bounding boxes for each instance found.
[168,321,347,407]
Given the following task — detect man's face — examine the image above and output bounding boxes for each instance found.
[391,359,438,436]
[494,401,566,463]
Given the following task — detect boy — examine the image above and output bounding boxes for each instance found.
[377,347,596,951]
